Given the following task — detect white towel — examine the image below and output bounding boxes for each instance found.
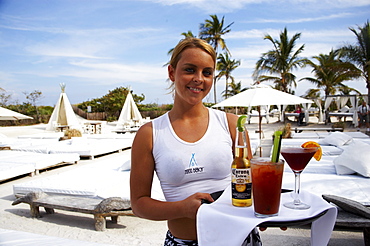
[197,184,337,246]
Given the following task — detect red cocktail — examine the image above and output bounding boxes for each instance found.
[251,158,284,217]
[281,146,318,210]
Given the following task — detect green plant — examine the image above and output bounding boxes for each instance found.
[278,123,292,139]
[332,121,345,129]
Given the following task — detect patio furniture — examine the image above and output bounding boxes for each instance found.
[12,192,131,231]
[323,194,370,246]
[294,127,344,133]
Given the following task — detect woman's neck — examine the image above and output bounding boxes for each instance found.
[170,101,208,120]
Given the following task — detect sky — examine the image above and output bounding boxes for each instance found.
[0,0,369,107]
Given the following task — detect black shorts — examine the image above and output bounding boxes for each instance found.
[164,230,198,246]
[163,228,262,246]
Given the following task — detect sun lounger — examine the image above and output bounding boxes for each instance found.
[0,150,80,182]
[294,127,343,133]
[0,161,35,182]
[291,132,320,139]
[2,133,135,159]
[13,149,165,201]
[12,192,131,231]
[0,228,112,245]
[328,112,354,121]
[316,131,369,139]
[17,132,64,139]
[49,138,134,159]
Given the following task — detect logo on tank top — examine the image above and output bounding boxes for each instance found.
[185,153,204,175]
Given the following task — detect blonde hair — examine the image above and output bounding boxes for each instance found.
[167,37,216,92]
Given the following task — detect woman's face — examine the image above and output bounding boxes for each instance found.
[168,47,214,106]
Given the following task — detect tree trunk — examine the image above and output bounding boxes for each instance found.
[225,76,229,99]
[367,79,370,106]
[213,77,217,104]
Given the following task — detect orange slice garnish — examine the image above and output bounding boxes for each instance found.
[301,141,322,161]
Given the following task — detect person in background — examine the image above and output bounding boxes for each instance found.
[130,37,261,246]
[357,101,370,132]
[294,106,305,126]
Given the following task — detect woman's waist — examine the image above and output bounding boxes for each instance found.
[168,218,197,240]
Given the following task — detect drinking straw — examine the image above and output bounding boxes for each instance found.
[271,131,283,163]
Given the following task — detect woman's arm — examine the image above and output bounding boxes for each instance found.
[130,122,213,221]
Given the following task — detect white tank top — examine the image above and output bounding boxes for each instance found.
[152,108,232,202]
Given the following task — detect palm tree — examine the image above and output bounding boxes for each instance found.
[339,20,370,103]
[222,80,247,99]
[253,27,307,93]
[303,88,321,99]
[199,15,234,103]
[337,85,362,95]
[216,52,240,99]
[300,49,361,97]
[167,31,196,57]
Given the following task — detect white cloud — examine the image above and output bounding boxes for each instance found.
[243,13,356,24]
[145,0,370,13]
[67,61,167,85]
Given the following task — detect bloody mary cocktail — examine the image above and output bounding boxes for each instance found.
[250,158,284,218]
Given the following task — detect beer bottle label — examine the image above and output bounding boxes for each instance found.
[231,168,252,199]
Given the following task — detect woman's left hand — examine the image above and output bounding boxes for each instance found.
[182,192,214,219]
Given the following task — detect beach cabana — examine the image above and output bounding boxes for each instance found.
[0,106,33,120]
[325,94,368,127]
[46,84,82,132]
[116,91,143,130]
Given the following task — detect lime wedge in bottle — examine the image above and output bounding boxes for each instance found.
[237,115,247,132]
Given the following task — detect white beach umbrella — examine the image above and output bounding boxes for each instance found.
[0,106,33,120]
[212,85,313,139]
[213,85,313,108]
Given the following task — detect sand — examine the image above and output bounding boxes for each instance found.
[0,119,367,245]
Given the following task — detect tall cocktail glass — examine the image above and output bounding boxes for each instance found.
[280,146,318,210]
[251,158,284,218]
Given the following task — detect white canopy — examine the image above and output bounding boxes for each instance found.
[116,91,142,129]
[0,106,33,120]
[213,85,314,147]
[46,85,82,131]
[212,86,313,108]
[213,85,314,123]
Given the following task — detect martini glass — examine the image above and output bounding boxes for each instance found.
[280,146,318,210]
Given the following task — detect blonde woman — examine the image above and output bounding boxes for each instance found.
[130,38,259,246]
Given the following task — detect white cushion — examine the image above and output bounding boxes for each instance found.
[339,106,349,112]
[334,141,370,177]
[321,132,352,147]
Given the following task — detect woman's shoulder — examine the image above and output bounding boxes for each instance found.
[135,121,153,139]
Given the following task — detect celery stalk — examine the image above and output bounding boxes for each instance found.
[271,131,283,163]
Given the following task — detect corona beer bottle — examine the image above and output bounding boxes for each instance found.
[231,124,252,207]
